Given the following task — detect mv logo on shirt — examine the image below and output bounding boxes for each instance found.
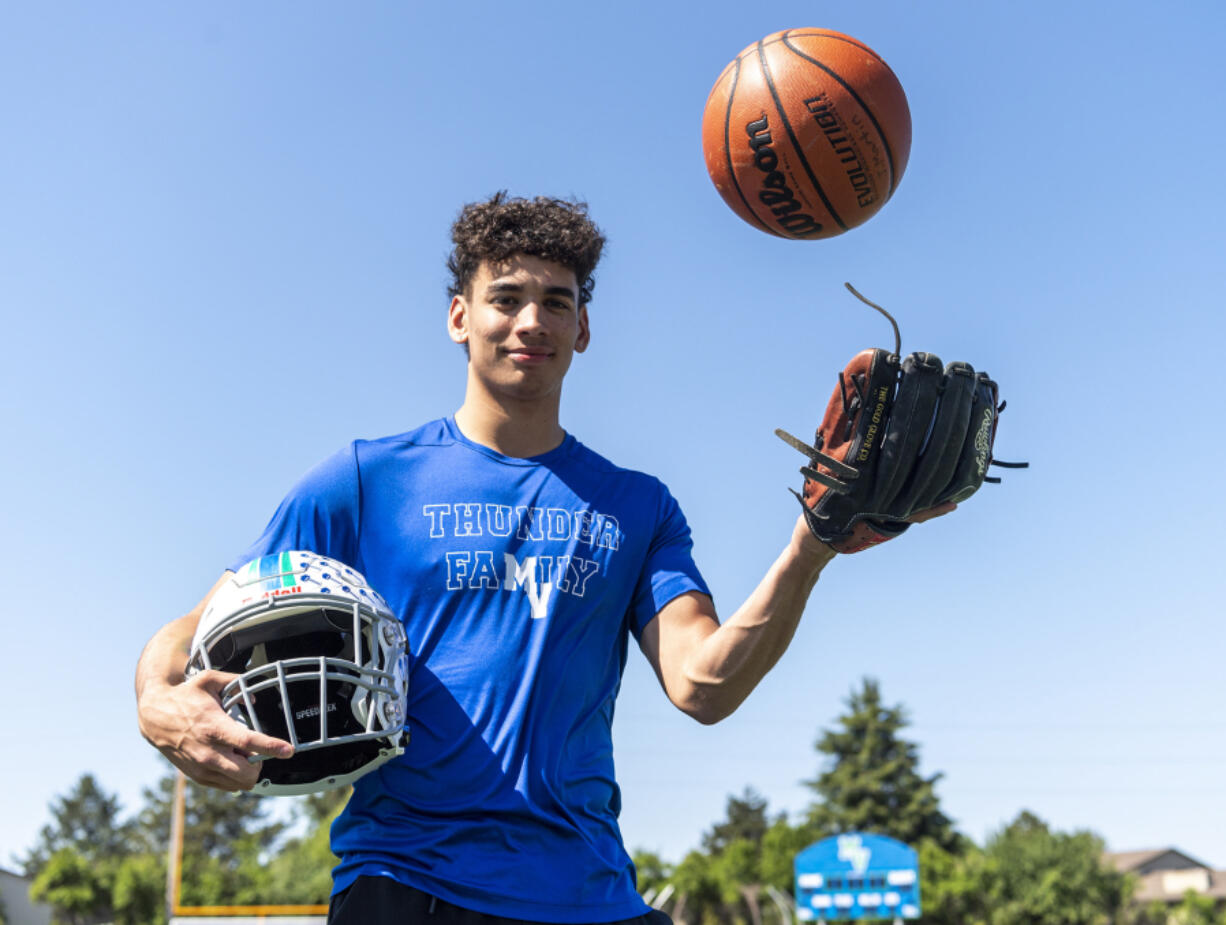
[421,503,624,620]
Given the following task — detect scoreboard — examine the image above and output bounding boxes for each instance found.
[794,833,920,922]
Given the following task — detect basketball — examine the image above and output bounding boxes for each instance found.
[701,28,912,240]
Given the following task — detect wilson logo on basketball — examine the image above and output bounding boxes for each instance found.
[744,114,823,238]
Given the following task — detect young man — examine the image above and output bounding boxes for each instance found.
[135,193,949,924]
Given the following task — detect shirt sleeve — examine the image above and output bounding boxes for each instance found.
[226,443,362,574]
[627,483,710,639]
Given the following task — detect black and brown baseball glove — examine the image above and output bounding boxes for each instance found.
[776,284,1026,553]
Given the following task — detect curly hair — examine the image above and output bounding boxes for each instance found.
[446,192,607,304]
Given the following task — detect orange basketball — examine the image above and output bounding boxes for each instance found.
[701,28,912,240]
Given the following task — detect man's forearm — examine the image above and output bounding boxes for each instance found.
[135,572,228,739]
[135,615,194,702]
[648,516,835,724]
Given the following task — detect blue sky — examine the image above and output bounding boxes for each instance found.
[3,1,1225,878]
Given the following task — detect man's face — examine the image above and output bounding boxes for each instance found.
[448,254,590,405]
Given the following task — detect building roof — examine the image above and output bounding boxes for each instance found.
[1104,849,1212,875]
[1104,849,1226,903]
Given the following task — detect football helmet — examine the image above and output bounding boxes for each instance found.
[187,551,409,795]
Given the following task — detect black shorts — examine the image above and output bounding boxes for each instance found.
[327,876,674,925]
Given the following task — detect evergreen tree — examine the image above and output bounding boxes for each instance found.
[137,768,285,906]
[804,678,960,853]
[691,788,812,925]
[20,774,134,877]
[701,788,770,855]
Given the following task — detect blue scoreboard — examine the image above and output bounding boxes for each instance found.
[794,833,920,922]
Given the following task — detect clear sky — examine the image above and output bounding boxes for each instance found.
[3,1,1225,877]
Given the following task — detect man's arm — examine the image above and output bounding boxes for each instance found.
[640,505,954,725]
[135,572,293,791]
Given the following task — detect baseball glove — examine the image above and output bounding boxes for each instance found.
[776,284,1026,553]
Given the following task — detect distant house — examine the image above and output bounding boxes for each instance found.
[0,867,52,925]
[1105,848,1226,906]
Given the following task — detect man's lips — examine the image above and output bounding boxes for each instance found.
[504,346,554,363]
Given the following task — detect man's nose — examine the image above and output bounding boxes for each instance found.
[514,301,547,334]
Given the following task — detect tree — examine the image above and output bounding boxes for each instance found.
[689,788,813,925]
[702,788,770,855]
[1168,890,1225,925]
[968,810,1131,925]
[759,816,815,896]
[24,766,348,921]
[28,848,111,925]
[261,788,350,904]
[670,849,722,925]
[804,678,960,853]
[21,774,133,878]
[711,839,764,925]
[631,849,673,902]
[136,768,285,906]
[917,836,983,925]
[112,854,166,925]
[21,774,138,925]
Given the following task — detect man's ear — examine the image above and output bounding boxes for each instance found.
[575,304,591,354]
[447,294,469,345]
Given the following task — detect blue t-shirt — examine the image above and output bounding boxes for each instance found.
[230,417,710,922]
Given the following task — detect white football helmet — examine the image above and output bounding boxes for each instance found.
[187,551,409,795]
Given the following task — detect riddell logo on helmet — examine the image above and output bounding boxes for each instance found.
[261,585,302,600]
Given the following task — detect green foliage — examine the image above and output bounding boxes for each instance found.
[29,847,112,925]
[139,770,284,871]
[702,788,770,855]
[23,766,343,923]
[671,789,816,925]
[917,836,983,925]
[136,768,287,907]
[1168,889,1226,925]
[261,789,350,904]
[758,816,814,894]
[632,849,673,899]
[670,849,722,925]
[964,810,1131,925]
[112,853,166,925]
[805,678,960,853]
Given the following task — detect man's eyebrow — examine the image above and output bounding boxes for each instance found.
[486,281,577,300]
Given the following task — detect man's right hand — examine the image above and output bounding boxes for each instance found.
[138,667,293,791]
[136,571,294,791]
